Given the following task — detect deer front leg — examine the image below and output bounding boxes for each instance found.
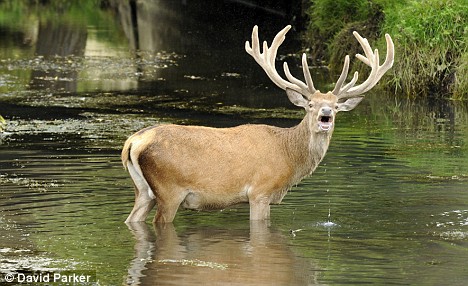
[153,202,179,224]
[249,197,271,220]
[153,188,189,224]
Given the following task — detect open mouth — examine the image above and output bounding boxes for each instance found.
[318,115,333,132]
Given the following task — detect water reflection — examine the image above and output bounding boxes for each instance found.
[109,0,184,52]
[126,222,317,285]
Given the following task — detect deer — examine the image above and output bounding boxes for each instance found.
[121,25,394,224]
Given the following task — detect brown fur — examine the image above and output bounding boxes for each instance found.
[122,92,342,223]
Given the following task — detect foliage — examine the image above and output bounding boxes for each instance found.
[306,0,467,99]
[0,115,5,132]
[308,0,371,40]
[0,0,122,41]
[382,0,467,99]
[453,51,468,99]
[306,0,374,61]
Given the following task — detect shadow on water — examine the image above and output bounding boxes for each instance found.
[0,0,467,285]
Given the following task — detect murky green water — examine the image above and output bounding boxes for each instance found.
[1,1,467,285]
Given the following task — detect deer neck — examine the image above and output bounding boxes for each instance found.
[285,112,333,178]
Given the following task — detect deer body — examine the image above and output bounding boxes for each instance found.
[122,25,394,223]
[122,97,333,223]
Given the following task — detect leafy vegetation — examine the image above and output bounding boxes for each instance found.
[0,115,5,132]
[306,0,377,62]
[306,0,467,99]
[383,0,467,99]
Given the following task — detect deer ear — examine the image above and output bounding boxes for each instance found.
[337,97,364,112]
[286,88,309,108]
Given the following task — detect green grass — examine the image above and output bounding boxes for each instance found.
[306,0,467,99]
[382,0,467,99]
[0,115,5,132]
[306,0,375,61]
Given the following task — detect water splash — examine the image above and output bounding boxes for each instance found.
[321,221,338,228]
[320,192,339,228]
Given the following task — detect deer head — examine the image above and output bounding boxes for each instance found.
[245,25,394,133]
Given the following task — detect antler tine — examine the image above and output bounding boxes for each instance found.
[301,53,317,94]
[282,53,317,95]
[377,33,395,79]
[283,61,309,92]
[332,31,394,100]
[245,25,316,96]
[331,55,350,95]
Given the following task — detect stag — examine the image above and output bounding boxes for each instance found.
[122,25,394,223]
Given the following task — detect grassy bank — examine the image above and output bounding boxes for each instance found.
[0,115,5,132]
[306,0,467,100]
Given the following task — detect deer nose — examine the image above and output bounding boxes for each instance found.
[321,107,332,116]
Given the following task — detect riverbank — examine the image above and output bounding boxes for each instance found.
[305,0,467,100]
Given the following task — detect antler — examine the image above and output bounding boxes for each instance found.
[246,26,394,101]
[245,25,317,96]
[332,32,394,101]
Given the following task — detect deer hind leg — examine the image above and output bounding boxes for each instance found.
[125,161,156,222]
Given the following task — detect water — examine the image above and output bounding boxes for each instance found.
[1,1,467,285]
